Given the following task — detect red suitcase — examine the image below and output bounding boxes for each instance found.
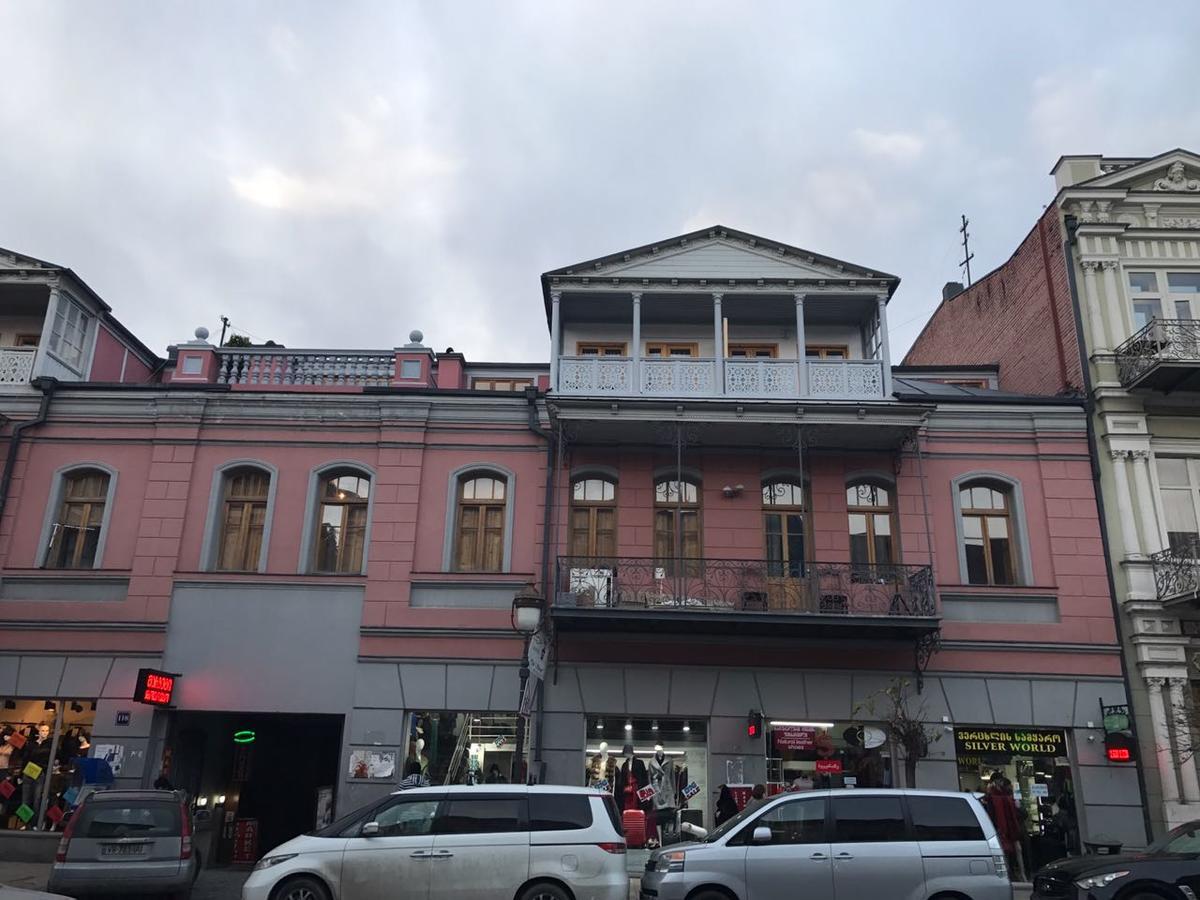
[623,808,647,848]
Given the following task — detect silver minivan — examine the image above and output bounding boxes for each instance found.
[242,785,628,900]
[641,788,1012,900]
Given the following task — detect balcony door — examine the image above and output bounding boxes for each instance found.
[569,477,617,558]
[654,478,701,576]
[763,480,806,610]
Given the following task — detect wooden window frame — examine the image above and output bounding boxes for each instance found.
[313,472,371,574]
[762,480,809,577]
[645,342,700,358]
[960,482,1016,585]
[576,342,627,357]
[654,477,702,570]
[569,477,618,558]
[728,343,778,358]
[454,473,508,573]
[46,470,110,569]
[846,481,897,567]
[216,468,270,572]
[804,344,850,359]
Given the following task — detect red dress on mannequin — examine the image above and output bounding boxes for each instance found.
[623,776,640,811]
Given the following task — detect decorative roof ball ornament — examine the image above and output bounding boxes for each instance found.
[194,326,210,341]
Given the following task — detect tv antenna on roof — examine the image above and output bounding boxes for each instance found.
[958,214,975,286]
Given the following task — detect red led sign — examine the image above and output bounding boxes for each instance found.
[134,668,176,707]
[1106,746,1132,762]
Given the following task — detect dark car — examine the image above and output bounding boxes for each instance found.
[1033,821,1200,899]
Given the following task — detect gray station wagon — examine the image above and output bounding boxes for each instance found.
[47,789,198,899]
[641,788,1012,900]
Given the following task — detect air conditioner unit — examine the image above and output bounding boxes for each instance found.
[570,567,614,607]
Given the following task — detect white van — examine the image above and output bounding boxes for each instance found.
[641,788,1012,900]
[241,785,628,900]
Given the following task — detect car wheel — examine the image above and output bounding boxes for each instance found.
[517,881,572,900]
[689,892,734,900]
[1124,893,1174,900]
[274,876,332,900]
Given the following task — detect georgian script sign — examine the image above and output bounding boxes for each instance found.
[953,728,1066,756]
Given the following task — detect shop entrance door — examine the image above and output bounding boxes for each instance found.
[166,711,343,864]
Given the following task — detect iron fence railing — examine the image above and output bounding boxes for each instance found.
[1114,318,1200,387]
[1151,542,1200,601]
[555,556,937,618]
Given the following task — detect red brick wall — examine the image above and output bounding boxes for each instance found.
[904,207,1083,396]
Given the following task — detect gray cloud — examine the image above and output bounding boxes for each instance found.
[2,0,1199,361]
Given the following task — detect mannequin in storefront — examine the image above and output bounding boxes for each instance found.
[614,743,648,813]
[587,741,616,790]
[18,724,52,827]
[649,746,679,844]
[413,738,430,776]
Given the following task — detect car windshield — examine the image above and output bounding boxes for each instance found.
[702,804,760,843]
[1149,821,1200,855]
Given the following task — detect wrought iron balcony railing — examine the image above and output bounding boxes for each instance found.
[1115,318,1200,388]
[1151,543,1200,602]
[554,556,937,618]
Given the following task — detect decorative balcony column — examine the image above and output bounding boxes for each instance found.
[1109,450,1144,558]
[1147,676,1181,804]
[1080,261,1111,353]
[712,293,724,392]
[794,293,808,396]
[1131,450,1163,554]
[1101,260,1127,344]
[631,291,642,394]
[549,290,562,391]
[877,294,893,398]
[1170,677,1200,804]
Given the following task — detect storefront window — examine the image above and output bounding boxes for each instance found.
[585,717,708,843]
[1,698,96,831]
[405,712,520,786]
[954,727,1078,870]
[766,720,893,792]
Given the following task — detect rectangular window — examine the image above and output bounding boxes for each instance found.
[76,801,181,838]
[1128,272,1158,294]
[645,342,698,357]
[576,342,626,357]
[436,798,525,835]
[47,295,91,369]
[472,378,534,391]
[1133,298,1163,330]
[728,343,778,358]
[1158,458,1200,556]
[1168,273,1200,294]
[907,795,985,841]
[15,334,39,347]
[46,470,110,569]
[805,345,849,359]
[831,795,907,843]
[529,794,593,831]
[399,359,422,379]
[1,697,97,831]
[371,798,439,837]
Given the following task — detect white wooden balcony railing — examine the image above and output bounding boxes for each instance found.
[557,356,886,399]
[0,348,35,385]
[216,348,396,386]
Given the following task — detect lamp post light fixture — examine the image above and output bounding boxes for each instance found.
[511,583,545,785]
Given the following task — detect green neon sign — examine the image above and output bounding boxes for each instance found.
[233,730,256,744]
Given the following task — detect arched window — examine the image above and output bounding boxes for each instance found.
[959,480,1016,585]
[46,469,111,568]
[846,481,895,568]
[314,472,371,573]
[763,480,805,577]
[454,472,508,572]
[217,467,271,571]
[654,477,701,570]
[569,477,617,558]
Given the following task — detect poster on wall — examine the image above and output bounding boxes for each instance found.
[92,744,126,776]
[347,748,397,781]
[773,727,816,751]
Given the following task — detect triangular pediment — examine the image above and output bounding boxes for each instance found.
[1081,149,1200,193]
[0,247,58,271]
[544,226,896,283]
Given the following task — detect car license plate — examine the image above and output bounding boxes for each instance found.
[102,843,147,856]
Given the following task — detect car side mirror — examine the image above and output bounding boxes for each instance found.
[361,821,380,837]
[752,826,773,844]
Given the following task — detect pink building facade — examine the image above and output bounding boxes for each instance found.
[0,231,1147,863]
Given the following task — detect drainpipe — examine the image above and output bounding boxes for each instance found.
[525,388,557,783]
[1062,215,1155,844]
[0,377,57,523]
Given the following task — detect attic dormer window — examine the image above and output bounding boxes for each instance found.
[48,294,91,370]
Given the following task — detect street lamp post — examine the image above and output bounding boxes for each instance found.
[511,583,543,784]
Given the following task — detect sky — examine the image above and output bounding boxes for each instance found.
[2,1,1200,363]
